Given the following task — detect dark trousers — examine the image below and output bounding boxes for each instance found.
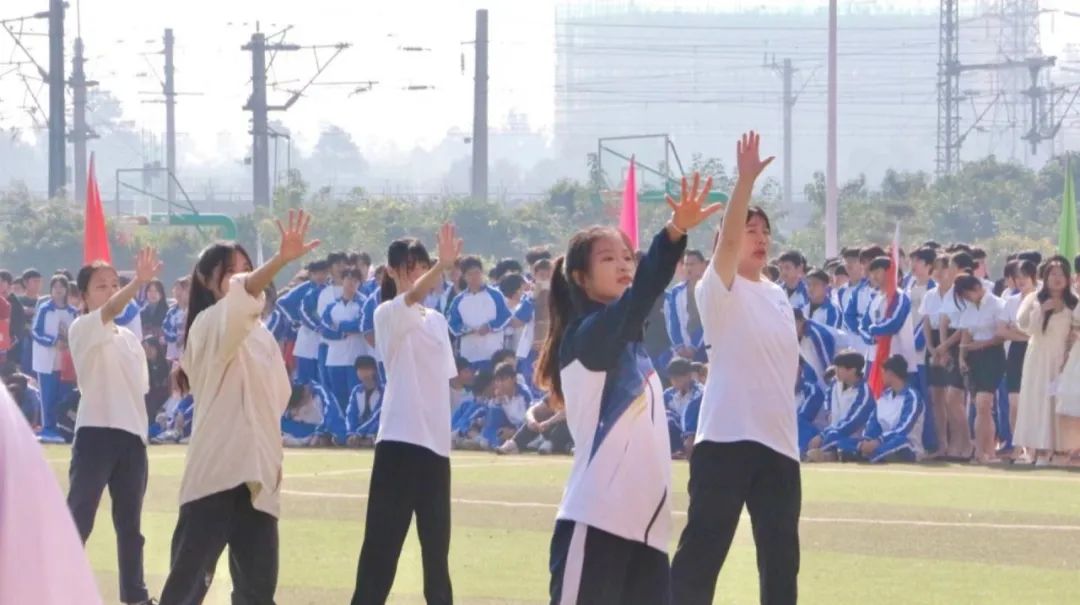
[67,427,149,604]
[671,440,801,605]
[549,520,670,605]
[352,440,452,605]
[512,421,573,453]
[159,485,279,605]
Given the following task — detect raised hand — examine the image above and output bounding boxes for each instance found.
[133,246,163,284]
[666,171,723,233]
[275,209,321,263]
[436,222,464,269]
[736,131,775,181]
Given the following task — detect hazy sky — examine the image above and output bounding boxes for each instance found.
[0,0,1074,164]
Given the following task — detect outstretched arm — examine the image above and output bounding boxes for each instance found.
[709,131,774,288]
[102,247,162,325]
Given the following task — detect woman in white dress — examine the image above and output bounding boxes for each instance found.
[1013,257,1078,466]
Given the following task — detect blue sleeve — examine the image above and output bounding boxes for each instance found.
[361,293,379,335]
[798,385,825,423]
[446,293,466,337]
[314,387,346,441]
[858,306,875,345]
[682,394,702,436]
[867,294,912,338]
[864,408,883,440]
[31,306,56,346]
[319,303,344,340]
[570,229,687,372]
[843,284,862,333]
[913,319,926,352]
[115,301,140,327]
[264,308,281,336]
[277,282,310,323]
[162,307,179,343]
[487,287,513,330]
[663,387,676,411]
[345,385,363,433]
[299,288,322,331]
[881,390,923,442]
[825,301,840,330]
[514,296,535,323]
[665,288,685,347]
[831,383,875,435]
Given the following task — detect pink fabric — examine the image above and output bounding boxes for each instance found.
[0,385,102,605]
[619,158,639,250]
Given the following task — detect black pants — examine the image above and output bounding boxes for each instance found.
[671,440,801,605]
[351,440,452,605]
[159,485,279,605]
[67,427,149,604]
[549,520,670,605]
[512,421,573,453]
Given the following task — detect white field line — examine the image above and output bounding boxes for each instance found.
[280,488,1080,532]
[287,458,564,478]
[803,465,1080,483]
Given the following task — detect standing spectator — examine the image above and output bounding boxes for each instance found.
[777,250,809,308]
[162,277,190,363]
[953,275,1008,463]
[139,279,169,342]
[447,256,513,371]
[997,260,1037,456]
[665,250,708,361]
[18,269,43,372]
[804,269,841,329]
[322,268,365,410]
[920,256,954,457]
[32,274,77,443]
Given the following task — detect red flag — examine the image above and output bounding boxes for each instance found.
[868,223,901,398]
[84,153,111,265]
[619,157,639,249]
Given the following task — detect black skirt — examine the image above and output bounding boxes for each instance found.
[967,344,1006,394]
[1005,341,1028,394]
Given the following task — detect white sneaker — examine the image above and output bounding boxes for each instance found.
[538,439,553,455]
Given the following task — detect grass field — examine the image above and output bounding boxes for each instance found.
[44,445,1080,605]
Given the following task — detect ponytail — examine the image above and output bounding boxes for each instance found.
[380,271,396,303]
[382,237,432,305]
[534,256,574,409]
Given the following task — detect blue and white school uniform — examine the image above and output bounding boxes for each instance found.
[309,382,346,444]
[447,286,512,368]
[845,386,925,463]
[818,380,875,451]
[277,280,323,384]
[359,288,387,382]
[783,279,810,309]
[114,300,143,342]
[664,382,703,453]
[796,382,827,456]
[664,281,705,359]
[860,290,920,375]
[549,229,685,605]
[513,294,538,389]
[480,382,533,448]
[843,278,877,357]
[450,393,488,437]
[162,304,187,362]
[281,392,323,445]
[150,394,195,440]
[799,319,837,392]
[31,299,77,437]
[803,297,841,330]
[345,384,382,439]
[321,294,365,410]
[315,283,344,385]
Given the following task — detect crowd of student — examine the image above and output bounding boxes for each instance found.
[2,241,1079,467]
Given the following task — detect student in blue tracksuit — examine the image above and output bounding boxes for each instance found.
[277,260,330,385]
[150,393,195,443]
[838,355,925,463]
[162,277,190,363]
[663,358,703,456]
[843,245,886,359]
[795,308,837,392]
[451,370,493,444]
[446,257,513,371]
[32,274,77,443]
[281,382,323,446]
[112,283,144,342]
[308,381,346,446]
[806,350,875,461]
[777,250,809,309]
[315,252,349,386]
[803,269,841,329]
[538,172,718,605]
[345,356,383,447]
[322,268,365,410]
[664,249,708,362]
[795,368,827,458]
[514,259,554,396]
[481,362,532,450]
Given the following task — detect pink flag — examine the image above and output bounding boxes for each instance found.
[0,384,102,604]
[619,157,639,249]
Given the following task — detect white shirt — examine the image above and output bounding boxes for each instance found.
[179,275,292,518]
[316,283,344,345]
[906,278,933,330]
[955,292,1006,342]
[324,298,365,367]
[696,269,800,461]
[918,286,946,330]
[451,287,509,363]
[1002,291,1025,327]
[68,309,150,443]
[865,291,920,371]
[374,294,457,457]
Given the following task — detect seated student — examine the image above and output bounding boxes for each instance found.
[479,362,531,450]
[280,382,341,447]
[838,355,925,463]
[492,347,538,399]
[804,269,842,329]
[3,372,41,426]
[691,361,707,385]
[796,366,827,459]
[144,337,172,418]
[308,381,346,446]
[663,358,704,457]
[495,395,572,455]
[452,371,494,449]
[806,350,875,462]
[149,388,195,445]
[796,308,838,392]
[449,356,474,415]
[345,356,383,448]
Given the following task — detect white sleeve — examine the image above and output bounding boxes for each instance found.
[374,295,425,364]
[696,265,734,332]
[67,310,112,362]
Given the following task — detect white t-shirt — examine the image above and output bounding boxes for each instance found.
[954,292,1007,342]
[918,286,946,330]
[374,293,457,457]
[695,268,801,461]
[68,309,150,443]
[179,275,292,518]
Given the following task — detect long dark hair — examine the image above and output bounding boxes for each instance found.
[141,279,169,329]
[952,274,983,309]
[177,242,253,391]
[535,226,632,409]
[1036,256,1078,333]
[75,261,114,314]
[380,238,432,303]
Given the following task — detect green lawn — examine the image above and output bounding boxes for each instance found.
[44,446,1080,604]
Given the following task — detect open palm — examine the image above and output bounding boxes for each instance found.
[737,131,774,180]
[436,223,464,267]
[276,209,321,262]
[666,171,723,232]
[133,246,163,283]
